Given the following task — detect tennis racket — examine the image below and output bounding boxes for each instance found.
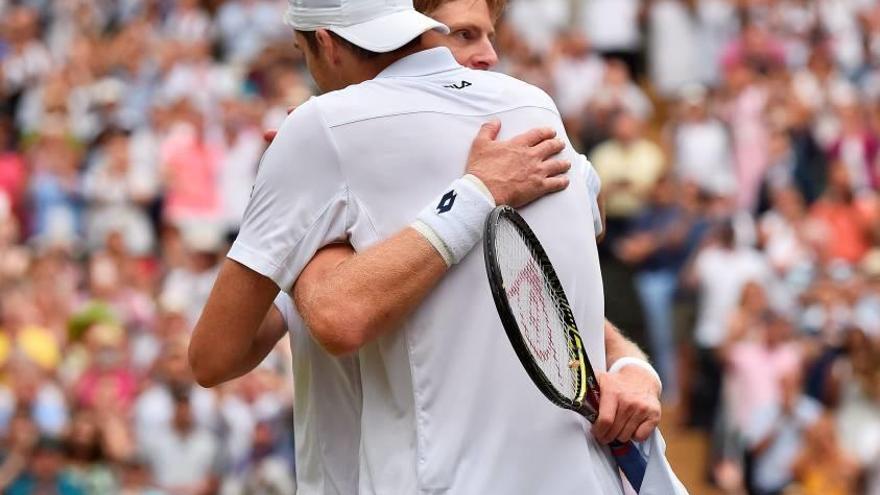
[483,206,647,491]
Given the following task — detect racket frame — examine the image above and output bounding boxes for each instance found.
[483,206,648,491]
[484,206,601,420]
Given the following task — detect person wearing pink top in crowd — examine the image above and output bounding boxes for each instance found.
[160,101,224,228]
[722,308,802,435]
[0,119,27,223]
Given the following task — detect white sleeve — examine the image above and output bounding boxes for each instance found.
[582,155,604,237]
[273,293,296,329]
[228,99,350,292]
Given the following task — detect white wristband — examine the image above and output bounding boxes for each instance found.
[608,357,663,395]
[412,174,495,267]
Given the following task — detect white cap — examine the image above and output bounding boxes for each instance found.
[285,0,449,54]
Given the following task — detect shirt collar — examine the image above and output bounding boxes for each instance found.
[377,47,462,79]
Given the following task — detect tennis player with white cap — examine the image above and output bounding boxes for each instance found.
[190,0,686,493]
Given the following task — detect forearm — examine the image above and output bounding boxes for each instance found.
[189,260,280,387]
[226,306,288,381]
[604,320,648,365]
[294,230,448,356]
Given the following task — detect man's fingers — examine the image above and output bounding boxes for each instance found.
[541,176,570,195]
[593,385,618,444]
[475,120,502,142]
[531,138,566,160]
[616,410,646,444]
[542,159,571,177]
[510,127,556,147]
[604,400,632,443]
[634,421,657,443]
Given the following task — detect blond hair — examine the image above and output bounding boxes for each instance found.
[414,0,507,20]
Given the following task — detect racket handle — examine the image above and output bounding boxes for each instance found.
[609,440,647,492]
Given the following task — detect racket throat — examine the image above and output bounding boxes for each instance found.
[575,400,599,423]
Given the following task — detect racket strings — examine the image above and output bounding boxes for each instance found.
[495,219,581,401]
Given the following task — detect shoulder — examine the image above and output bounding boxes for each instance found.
[315,68,561,127]
[484,71,559,110]
[273,97,329,142]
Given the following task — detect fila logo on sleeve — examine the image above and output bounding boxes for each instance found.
[437,190,457,214]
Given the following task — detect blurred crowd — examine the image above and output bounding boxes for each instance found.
[503,1,880,494]
[1,0,880,493]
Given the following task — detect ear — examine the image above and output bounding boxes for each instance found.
[315,28,341,65]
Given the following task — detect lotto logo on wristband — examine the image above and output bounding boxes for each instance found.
[437,190,457,214]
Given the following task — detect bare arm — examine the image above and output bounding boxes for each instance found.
[604,319,648,364]
[593,320,663,444]
[294,235,444,355]
[189,260,282,387]
[228,305,288,379]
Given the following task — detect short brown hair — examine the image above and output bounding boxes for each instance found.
[414,0,507,19]
[297,30,422,60]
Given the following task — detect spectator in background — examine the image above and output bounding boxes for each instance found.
[82,129,157,255]
[218,98,264,238]
[549,30,605,142]
[0,411,39,490]
[1,7,52,110]
[226,419,296,494]
[719,309,802,484]
[589,59,654,126]
[164,0,212,46]
[720,18,787,77]
[721,59,771,211]
[6,437,83,495]
[73,323,138,414]
[617,176,703,401]
[142,388,219,495]
[216,0,285,64]
[160,224,224,327]
[746,367,822,495]
[502,0,568,55]
[63,410,123,494]
[827,328,880,478]
[684,222,773,430]
[666,84,737,198]
[694,0,739,86]
[815,0,869,75]
[118,457,165,495]
[791,414,861,495]
[591,110,665,241]
[0,119,26,224]
[159,101,223,229]
[757,186,819,280]
[591,109,665,348]
[826,92,879,196]
[647,0,701,99]
[790,40,852,149]
[26,131,83,246]
[580,0,643,77]
[810,163,874,264]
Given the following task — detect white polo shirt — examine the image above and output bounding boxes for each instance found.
[273,294,361,494]
[230,47,621,494]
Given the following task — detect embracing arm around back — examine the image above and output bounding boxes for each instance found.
[190,119,570,387]
[295,121,570,356]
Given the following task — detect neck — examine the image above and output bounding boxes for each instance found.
[347,45,425,85]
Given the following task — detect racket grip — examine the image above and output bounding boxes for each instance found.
[609,440,647,492]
